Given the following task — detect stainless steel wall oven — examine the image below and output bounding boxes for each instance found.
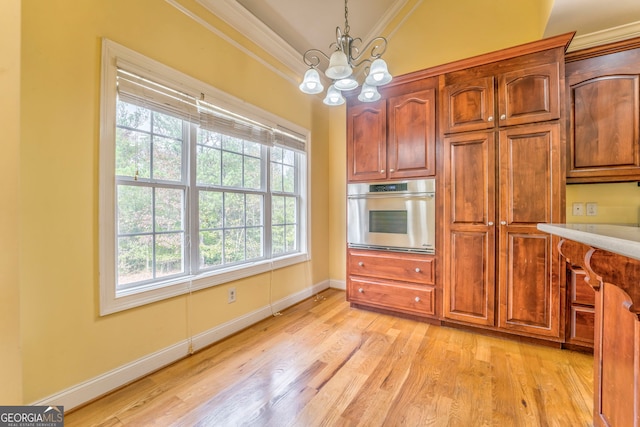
[347,179,435,254]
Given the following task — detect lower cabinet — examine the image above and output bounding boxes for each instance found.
[347,249,437,319]
[566,266,595,348]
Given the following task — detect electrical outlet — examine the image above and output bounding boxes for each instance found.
[586,202,598,216]
[228,287,236,303]
[572,202,585,216]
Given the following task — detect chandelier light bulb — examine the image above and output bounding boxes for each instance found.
[358,83,381,102]
[323,85,345,106]
[365,58,392,86]
[334,76,358,91]
[325,50,353,80]
[299,68,324,94]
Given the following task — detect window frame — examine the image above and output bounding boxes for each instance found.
[99,39,310,315]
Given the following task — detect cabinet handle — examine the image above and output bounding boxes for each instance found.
[415,296,421,302]
[500,114,506,120]
[358,261,364,267]
[358,288,364,293]
[500,221,507,225]
[487,221,494,226]
[380,170,385,173]
[487,116,494,122]
[389,168,395,173]
[415,267,421,273]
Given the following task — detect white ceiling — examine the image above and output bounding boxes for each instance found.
[544,0,640,39]
[197,0,640,77]
[235,0,400,57]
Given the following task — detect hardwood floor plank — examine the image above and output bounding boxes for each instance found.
[65,289,593,426]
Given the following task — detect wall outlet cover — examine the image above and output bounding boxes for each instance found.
[572,202,585,216]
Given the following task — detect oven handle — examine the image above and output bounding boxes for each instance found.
[347,192,434,199]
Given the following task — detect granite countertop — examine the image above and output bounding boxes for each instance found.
[537,223,640,261]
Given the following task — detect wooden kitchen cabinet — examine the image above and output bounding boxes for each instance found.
[565,266,595,347]
[565,37,640,183]
[347,99,387,182]
[497,123,562,338]
[347,249,437,319]
[442,62,560,134]
[442,130,496,326]
[347,78,437,182]
[441,33,571,341]
[557,238,640,427]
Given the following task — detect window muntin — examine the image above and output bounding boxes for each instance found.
[271,147,299,256]
[115,101,187,290]
[113,98,304,292]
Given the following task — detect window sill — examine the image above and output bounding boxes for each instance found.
[101,252,310,315]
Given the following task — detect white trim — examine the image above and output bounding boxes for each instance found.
[329,279,347,291]
[567,20,640,52]
[31,280,331,411]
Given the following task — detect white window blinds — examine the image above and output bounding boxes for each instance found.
[115,65,307,151]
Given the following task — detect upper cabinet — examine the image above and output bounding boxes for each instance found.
[442,62,560,133]
[347,77,438,182]
[565,37,640,183]
[347,100,387,182]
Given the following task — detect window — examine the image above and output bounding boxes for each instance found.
[100,40,309,314]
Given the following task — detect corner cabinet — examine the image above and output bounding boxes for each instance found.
[441,32,572,341]
[347,77,437,182]
[565,37,640,183]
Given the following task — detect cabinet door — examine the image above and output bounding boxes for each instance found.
[566,46,640,182]
[569,75,640,181]
[442,76,495,134]
[498,62,560,127]
[443,131,496,325]
[387,88,436,178]
[347,100,387,182]
[497,123,561,338]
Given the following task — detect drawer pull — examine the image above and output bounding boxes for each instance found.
[358,288,364,293]
[415,296,421,302]
[358,261,364,267]
[415,267,421,273]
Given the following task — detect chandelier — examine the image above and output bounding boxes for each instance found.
[298,0,392,106]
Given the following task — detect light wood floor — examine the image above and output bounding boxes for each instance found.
[65,289,594,426]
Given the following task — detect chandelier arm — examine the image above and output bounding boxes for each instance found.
[349,36,388,65]
[303,48,331,69]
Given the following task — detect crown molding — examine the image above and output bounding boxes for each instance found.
[195,0,307,76]
[567,20,640,51]
[195,0,412,77]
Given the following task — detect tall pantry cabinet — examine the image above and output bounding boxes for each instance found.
[441,33,573,339]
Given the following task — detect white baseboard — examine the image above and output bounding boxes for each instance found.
[329,279,346,290]
[31,280,331,411]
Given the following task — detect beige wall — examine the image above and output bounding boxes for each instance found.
[18,0,328,404]
[566,183,640,224]
[0,0,23,405]
[328,0,550,281]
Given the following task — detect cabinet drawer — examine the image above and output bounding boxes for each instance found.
[348,249,435,285]
[570,306,595,345]
[348,277,436,317]
[570,269,595,306]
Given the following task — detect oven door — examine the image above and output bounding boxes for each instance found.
[347,192,435,253]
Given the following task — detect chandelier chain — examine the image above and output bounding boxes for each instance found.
[344,0,350,35]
